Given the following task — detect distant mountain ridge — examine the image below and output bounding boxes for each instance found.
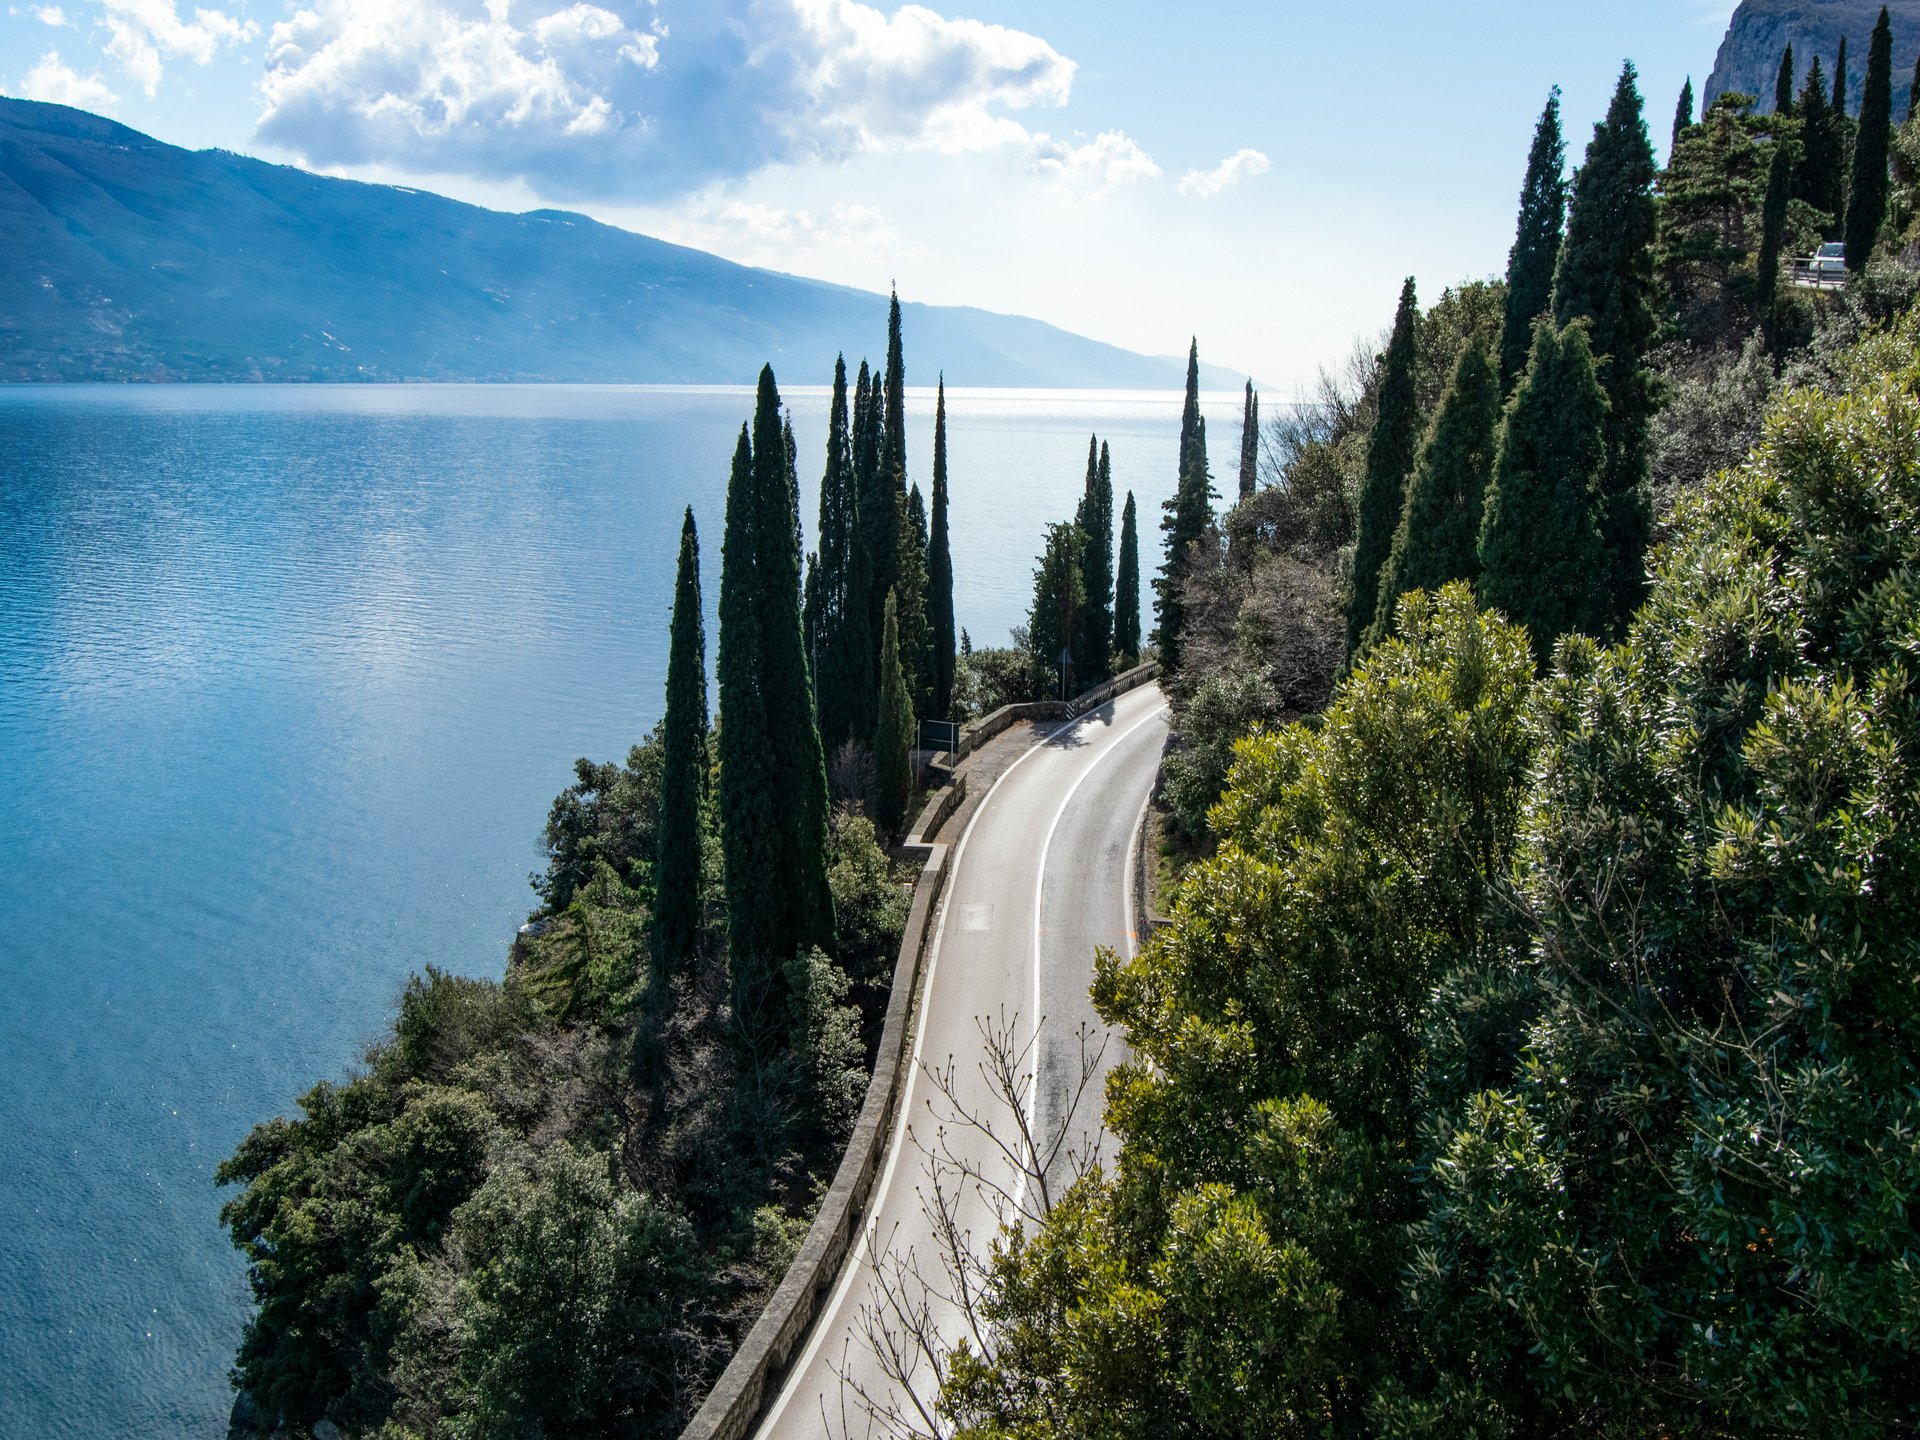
[1705,0,1920,115]
[0,98,1238,388]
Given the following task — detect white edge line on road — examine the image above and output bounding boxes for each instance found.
[1013,701,1170,1222]
[756,700,1127,1436]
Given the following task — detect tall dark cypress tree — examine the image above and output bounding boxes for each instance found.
[1909,48,1920,122]
[655,506,708,979]
[928,377,956,721]
[813,356,868,756]
[1835,37,1856,205]
[1156,340,1215,670]
[1837,36,1851,116]
[873,590,914,837]
[1073,434,1114,685]
[1758,135,1796,348]
[1845,6,1894,268]
[1237,382,1259,501]
[718,369,837,1050]
[1115,490,1141,668]
[1673,77,1695,152]
[1552,61,1657,637]
[897,484,934,716]
[1478,319,1610,664]
[855,359,898,730]
[1366,339,1500,649]
[1775,44,1797,116]
[1347,278,1420,660]
[1501,89,1568,394]
[1797,58,1845,228]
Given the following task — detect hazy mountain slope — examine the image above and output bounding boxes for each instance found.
[1705,0,1920,115]
[0,98,1234,388]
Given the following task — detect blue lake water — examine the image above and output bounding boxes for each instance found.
[0,381,1247,1438]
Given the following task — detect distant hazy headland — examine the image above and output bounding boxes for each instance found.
[0,97,1239,388]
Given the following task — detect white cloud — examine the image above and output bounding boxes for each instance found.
[254,0,1078,202]
[1177,147,1271,199]
[96,0,258,96]
[714,199,901,261]
[1031,129,1159,194]
[18,48,120,109]
[32,6,73,26]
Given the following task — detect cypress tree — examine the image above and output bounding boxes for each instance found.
[1366,339,1500,649]
[1030,522,1086,698]
[928,377,956,721]
[718,369,837,1050]
[1114,490,1141,668]
[855,358,899,724]
[1237,382,1259,501]
[1796,58,1845,228]
[1909,48,1919,122]
[1501,89,1568,394]
[813,356,868,756]
[1156,340,1215,670]
[1837,36,1851,117]
[1552,61,1657,637]
[1477,319,1609,664]
[1758,134,1796,348]
[655,506,708,978]
[897,483,934,716]
[884,290,907,497]
[1845,6,1894,268]
[1775,45,1796,117]
[1347,277,1420,659]
[873,590,914,836]
[1673,77,1695,153]
[1073,434,1115,685]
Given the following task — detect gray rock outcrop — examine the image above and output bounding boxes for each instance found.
[1704,0,1920,115]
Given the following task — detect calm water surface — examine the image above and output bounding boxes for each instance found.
[0,382,1244,1438]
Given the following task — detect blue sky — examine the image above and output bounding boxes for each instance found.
[2,1,1741,387]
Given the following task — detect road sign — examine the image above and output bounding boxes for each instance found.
[920,718,961,754]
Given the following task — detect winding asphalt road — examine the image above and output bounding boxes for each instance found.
[755,683,1169,1440]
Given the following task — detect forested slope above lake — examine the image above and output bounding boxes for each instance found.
[0,98,1237,388]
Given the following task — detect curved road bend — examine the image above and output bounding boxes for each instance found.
[756,683,1170,1440]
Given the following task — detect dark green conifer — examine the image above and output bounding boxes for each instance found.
[1073,435,1115,685]
[1347,278,1420,659]
[1367,340,1500,648]
[1758,134,1796,348]
[1501,89,1568,393]
[654,506,708,978]
[1796,58,1845,228]
[1775,45,1796,116]
[1114,490,1141,667]
[1837,36,1851,116]
[1552,61,1657,636]
[855,359,899,722]
[1156,340,1215,670]
[928,377,956,721]
[1030,522,1086,698]
[717,369,837,1049]
[1909,48,1919,122]
[873,590,914,836]
[1237,382,1259,501]
[1478,319,1610,663]
[897,483,934,715]
[1845,7,1894,268]
[812,356,868,755]
[1673,76,1695,152]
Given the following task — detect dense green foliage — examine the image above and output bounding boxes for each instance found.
[1369,339,1500,647]
[1027,521,1087,699]
[1797,58,1847,230]
[1157,341,1215,670]
[873,591,915,836]
[1673,75,1695,153]
[947,312,1920,1436]
[1347,278,1420,660]
[1776,44,1796,116]
[1478,318,1611,661]
[1501,91,1567,393]
[1237,382,1259,501]
[929,379,957,720]
[718,368,837,1049]
[1657,92,1776,348]
[221,730,909,1437]
[1115,491,1142,667]
[654,508,708,979]
[1072,436,1116,687]
[1554,62,1658,638]
[1845,7,1894,267]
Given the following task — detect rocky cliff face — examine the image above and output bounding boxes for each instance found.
[1705,0,1920,115]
